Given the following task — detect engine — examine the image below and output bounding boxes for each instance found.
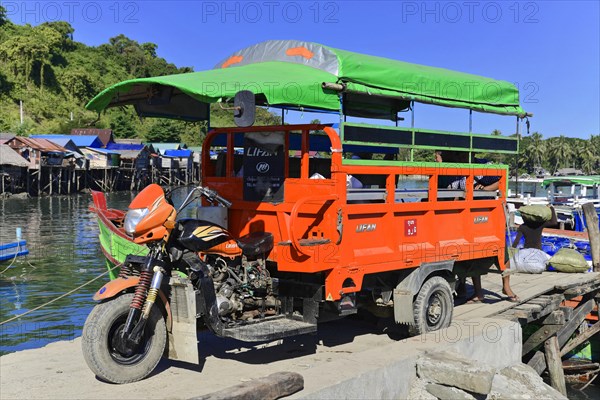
[204,255,280,321]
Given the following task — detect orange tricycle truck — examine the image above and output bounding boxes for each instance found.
[82,40,530,383]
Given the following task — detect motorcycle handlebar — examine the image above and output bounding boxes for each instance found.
[215,194,233,208]
[198,186,232,208]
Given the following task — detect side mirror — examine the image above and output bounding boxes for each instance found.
[233,90,255,127]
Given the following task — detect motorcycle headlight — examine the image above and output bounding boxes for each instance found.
[124,208,149,236]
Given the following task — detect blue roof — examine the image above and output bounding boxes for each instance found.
[106,143,145,151]
[30,134,103,148]
[164,149,192,157]
[87,148,121,155]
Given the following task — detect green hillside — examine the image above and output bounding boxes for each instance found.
[0,7,280,146]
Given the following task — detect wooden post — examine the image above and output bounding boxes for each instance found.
[191,372,304,400]
[544,336,567,396]
[527,351,546,375]
[560,321,600,356]
[582,203,600,271]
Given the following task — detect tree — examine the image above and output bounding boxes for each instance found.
[145,119,182,143]
[580,146,597,174]
[0,5,7,27]
[0,24,61,90]
[526,132,545,169]
[579,135,598,174]
[59,68,96,102]
[40,21,75,53]
[548,135,574,173]
[110,112,137,138]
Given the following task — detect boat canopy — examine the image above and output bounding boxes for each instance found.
[543,176,600,187]
[86,40,527,121]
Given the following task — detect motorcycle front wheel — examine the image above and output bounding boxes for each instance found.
[81,293,167,384]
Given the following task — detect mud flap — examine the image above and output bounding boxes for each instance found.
[167,276,199,364]
[393,289,415,324]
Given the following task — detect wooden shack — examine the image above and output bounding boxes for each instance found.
[80,148,121,168]
[5,137,74,195]
[30,135,86,169]
[0,144,29,194]
[5,137,67,169]
[106,143,153,169]
[105,143,153,190]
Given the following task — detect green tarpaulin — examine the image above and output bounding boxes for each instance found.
[543,176,600,187]
[86,40,527,119]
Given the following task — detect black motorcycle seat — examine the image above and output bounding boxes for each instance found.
[236,232,274,256]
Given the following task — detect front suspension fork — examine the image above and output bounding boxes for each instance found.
[127,266,165,343]
[121,253,166,344]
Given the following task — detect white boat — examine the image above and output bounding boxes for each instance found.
[508,175,600,231]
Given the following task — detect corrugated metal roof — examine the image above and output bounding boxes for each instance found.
[0,133,15,142]
[164,149,192,157]
[31,134,103,148]
[106,143,145,151]
[114,150,144,159]
[81,147,121,155]
[0,145,29,167]
[71,129,113,147]
[30,136,79,152]
[7,137,67,152]
[148,143,186,154]
[114,138,143,145]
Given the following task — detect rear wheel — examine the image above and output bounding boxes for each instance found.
[81,293,166,384]
[409,276,453,336]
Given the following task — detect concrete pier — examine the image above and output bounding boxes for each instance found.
[0,317,543,400]
[2,270,593,399]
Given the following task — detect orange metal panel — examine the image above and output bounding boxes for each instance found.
[202,124,507,301]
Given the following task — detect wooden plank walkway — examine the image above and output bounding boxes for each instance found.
[454,271,600,321]
[543,228,589,241]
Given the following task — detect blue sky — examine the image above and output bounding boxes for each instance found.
[3,0,599,139]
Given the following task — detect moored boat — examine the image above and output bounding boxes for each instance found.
[89,191,147,279]
[0,240,29,262]
[508,175,600,231]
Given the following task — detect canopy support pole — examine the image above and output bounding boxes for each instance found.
[515,116,520,191]
[410,102,415,161]
[469,109,473,133]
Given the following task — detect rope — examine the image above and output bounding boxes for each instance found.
[0,242,37,274]
[579,368,599,391]
[0,242,20,274]
[0,262,122,326]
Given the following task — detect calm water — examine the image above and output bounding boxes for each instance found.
[0,192,136,355]
[0,190,599,396]
[0,188,201,356]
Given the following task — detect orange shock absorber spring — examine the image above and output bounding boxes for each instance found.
[131,270,152,310]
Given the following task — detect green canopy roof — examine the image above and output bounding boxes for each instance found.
[86,40,527,119]
[543,176,600,187]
